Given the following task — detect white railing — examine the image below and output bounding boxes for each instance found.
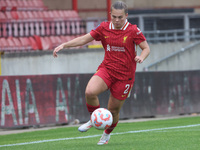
[144,28,200,43]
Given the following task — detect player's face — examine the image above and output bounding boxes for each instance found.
[110,8,128,29]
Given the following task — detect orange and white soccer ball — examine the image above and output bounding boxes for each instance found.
[91,108,113,130]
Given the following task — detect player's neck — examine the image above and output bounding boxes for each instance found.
[112,19,128,30]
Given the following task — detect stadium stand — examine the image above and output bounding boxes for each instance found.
[4,0,199,52]
[0,0,47,11]
[0,0,94,52]
[0,34,87,52]
[0,10,83,37]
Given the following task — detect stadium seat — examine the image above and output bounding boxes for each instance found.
[17,0,47,11]
[28,37,39,50]
[12,37,24,51]
[17,11,29,36]
[49,36,59,49]
[0,11,6,19]
[0,0,6,11]
[0,0,91,52]
[7,37,17,51]
[19,37,32,51]
[0,38,9,51]
[5,11,13,20]
[1,0,47,11]
[10,11,19,20]
[0,38,6,51]
[33,35,43,50]
[40,37,51,50]
[1,9,84,37]
[0,34,88,51]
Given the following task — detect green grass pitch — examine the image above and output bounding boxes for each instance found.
[0,116,199,150]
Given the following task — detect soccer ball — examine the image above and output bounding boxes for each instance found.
[91,108,113,130]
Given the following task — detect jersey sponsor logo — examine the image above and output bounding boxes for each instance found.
[123,36,128,43]
[106,44,125,52]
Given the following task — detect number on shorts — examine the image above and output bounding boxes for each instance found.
[124,84,130,94]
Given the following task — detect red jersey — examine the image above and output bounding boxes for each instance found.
[90,20,146,81]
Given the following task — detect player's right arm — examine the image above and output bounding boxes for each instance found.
[53,33,94,57]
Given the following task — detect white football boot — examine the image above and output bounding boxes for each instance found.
[78,120,93,132]
[97,131,110,145]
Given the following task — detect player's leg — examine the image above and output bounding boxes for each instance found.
[98,79,133,145]
[106,80,133,133]
[85,75,108,108]
[97,94,125,145]
[107,94,125,126]
[78,75,108,132]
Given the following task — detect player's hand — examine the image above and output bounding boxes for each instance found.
[135,56,144,63]
[53,44,65,58]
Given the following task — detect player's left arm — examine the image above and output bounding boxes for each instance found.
[135,40,150,63]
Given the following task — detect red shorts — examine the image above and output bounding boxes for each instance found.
[94,67,134,100]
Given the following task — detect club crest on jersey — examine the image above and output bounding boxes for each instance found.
[123,36,128,43]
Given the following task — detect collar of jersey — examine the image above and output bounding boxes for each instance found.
[109,19,129,30]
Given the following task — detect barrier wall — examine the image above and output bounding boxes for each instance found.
[2,41,200,76]
[0,70,200,128]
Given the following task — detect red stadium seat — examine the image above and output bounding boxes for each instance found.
[15,0,47,11]
[36,11,45,36]
[0,38,5,51]
[28,37,38,50]
[49,36,58,48]
[33,35,43,50]
[0,0,85,52]
[0,11,7,20]
[5,11,13,20]
[0,38,9,51]
[1,0,47,11]
[12,37,24,50]
[0,0,6,11]
[19,37,32,51]
[40,37,48,50]
[7,37,16,51]
[10,11,19,20]
[55,36,62,44]
[40,36,53,50]
[60,36,67,43]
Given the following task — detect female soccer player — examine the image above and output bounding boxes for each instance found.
[53,1,150,145]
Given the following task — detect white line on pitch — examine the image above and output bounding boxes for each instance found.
[0,124,200,148]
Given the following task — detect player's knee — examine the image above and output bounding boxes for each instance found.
[85,88,96,99]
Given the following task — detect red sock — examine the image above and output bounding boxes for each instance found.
[105,121,118,134]
[86,103,100,115]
